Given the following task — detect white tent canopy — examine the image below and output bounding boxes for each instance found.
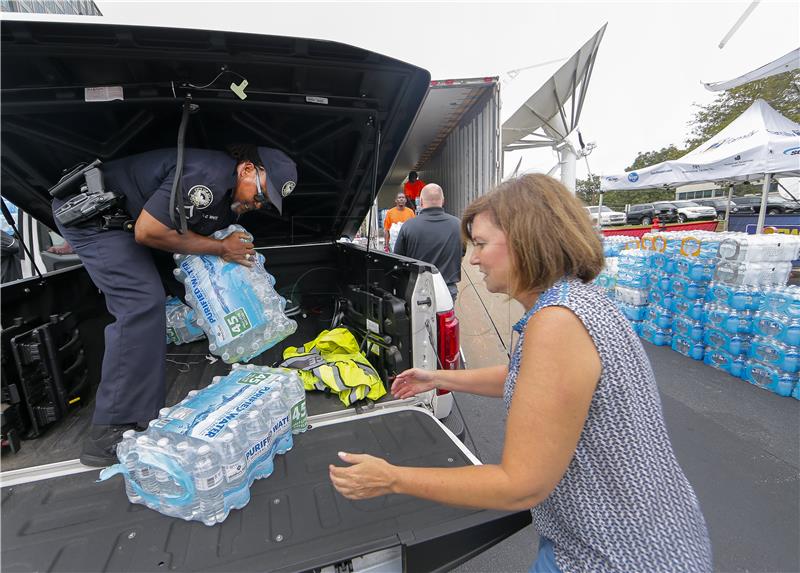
[703,48,800,92]
[600,99,800,233]
[600,99,800,192]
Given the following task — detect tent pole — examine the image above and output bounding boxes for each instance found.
[755,173,772,234]
[724,184,734,231]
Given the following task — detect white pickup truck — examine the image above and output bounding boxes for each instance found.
[0,18,529,572]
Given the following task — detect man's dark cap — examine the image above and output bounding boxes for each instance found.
[256,146,297,215]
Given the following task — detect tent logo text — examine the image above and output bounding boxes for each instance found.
[627,172,639,182]
[783,147,800,156]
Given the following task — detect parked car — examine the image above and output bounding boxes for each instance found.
[625,202,678,226]
[653,201,717,223]
[730,195,800,215]
[693,198,733,218]
[585,205,627,226]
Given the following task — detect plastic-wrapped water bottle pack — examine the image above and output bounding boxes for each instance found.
[165,296,206,345]
[173,225,297,364]
[99,365,308,525]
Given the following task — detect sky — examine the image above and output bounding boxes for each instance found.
[94,0,800,181]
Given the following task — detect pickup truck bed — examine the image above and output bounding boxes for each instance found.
[1,316,404,472]
[2,408,530,572]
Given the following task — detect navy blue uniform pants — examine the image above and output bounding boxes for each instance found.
[54,210,171,426]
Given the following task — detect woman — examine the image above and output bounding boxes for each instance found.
[329,174,712,572]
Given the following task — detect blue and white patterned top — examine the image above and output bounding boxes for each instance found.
[505,277,712,573]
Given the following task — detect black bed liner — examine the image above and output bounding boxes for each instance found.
[1,409,530,572]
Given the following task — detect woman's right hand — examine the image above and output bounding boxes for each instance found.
[219,231,255,267]
[390,368,439,398]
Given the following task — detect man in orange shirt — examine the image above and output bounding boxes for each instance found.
[403,171,425,212]
[383,192,415,252]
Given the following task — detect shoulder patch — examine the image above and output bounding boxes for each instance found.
[188,185,213,210]
[281,180,296,197]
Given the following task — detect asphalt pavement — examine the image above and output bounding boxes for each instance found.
[449,255,800,573]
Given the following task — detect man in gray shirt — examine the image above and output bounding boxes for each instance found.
[394,184,464,301]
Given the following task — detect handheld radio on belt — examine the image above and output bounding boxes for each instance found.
[50,160,134,231]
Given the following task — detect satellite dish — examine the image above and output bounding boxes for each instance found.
[501,24,607,193]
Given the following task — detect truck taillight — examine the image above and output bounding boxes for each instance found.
[436,310,460,393]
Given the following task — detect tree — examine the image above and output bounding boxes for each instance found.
[576,175,601,205]
[686,70,800,150]
[626,145,686,172]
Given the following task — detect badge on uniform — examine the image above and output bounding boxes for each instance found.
[188,185,213,210]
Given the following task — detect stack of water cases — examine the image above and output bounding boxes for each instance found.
[594,236,639,299]
[99,365,309,525]
[709,234,800,396]
[654,231,721,360]
[165,296,206,345]
[614,247,652,336]
[173,225,298,363]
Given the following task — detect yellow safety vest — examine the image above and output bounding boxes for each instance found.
[280,328,386,407]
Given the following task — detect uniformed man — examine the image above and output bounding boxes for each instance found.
[52,146,297,466]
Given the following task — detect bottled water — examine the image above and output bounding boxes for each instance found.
[704,304,754,335]
[793,382,800,400]
[645,306,673,330]
[615,285,648,306]
[762,285,800,317]
[617,269,650,289]
[173,224,297,364]
[98,366,300,525]
[165,297,206,345]
[616,301,647,322]
[753,312,800,347]
[742,360,797,397]
[713,261,792,287]
[748,337,799,373]
[647,288,673,311]
[703,326,752,356]
[707,283,764,311]
[194,445,225,524]
[670,277,708,300]
[717,234,800,263]
[672,316,704,343]
[674,257,716,282]
[671,297,705,322]
[703,347,746,378]
[649,271,672,293]
[672,335,704,361]
[640,320,672,346]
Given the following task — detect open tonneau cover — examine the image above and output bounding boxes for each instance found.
[2,408,530,572]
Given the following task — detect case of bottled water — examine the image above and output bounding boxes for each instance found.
[753,312,800,347]
[98,365,307,526]
[616,301,647,322]
[645,306,673,330]
[647,288,674,311]
[703,326,752,356]
[707,283,764,311]
[670,277,709,300]
[671,297,706,322]
[173,225,297,364]
[748,336,799,373]
[615,285,649,306]
[704,304,755,335]
[672,335,704,361]
[165,296,206,345]
[717,234,800,263]
[640,320,672,346]
[673,316,705,343]
[792,381,800,400]
[742,360,797,397]
[714,261,792,287]
[703,347,746,377]
[762,285,800,317]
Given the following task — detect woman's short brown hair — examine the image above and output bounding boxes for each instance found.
[461,174,604,295]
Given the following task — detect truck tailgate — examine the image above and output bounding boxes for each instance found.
[1,408,530,572]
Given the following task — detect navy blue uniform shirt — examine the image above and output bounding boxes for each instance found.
[102,148,237,236]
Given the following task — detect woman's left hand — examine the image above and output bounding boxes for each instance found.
[329,451,397,499]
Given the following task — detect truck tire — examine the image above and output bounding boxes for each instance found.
[767,208,780,215]
[678,214,687,223]
[641,216,651,226]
